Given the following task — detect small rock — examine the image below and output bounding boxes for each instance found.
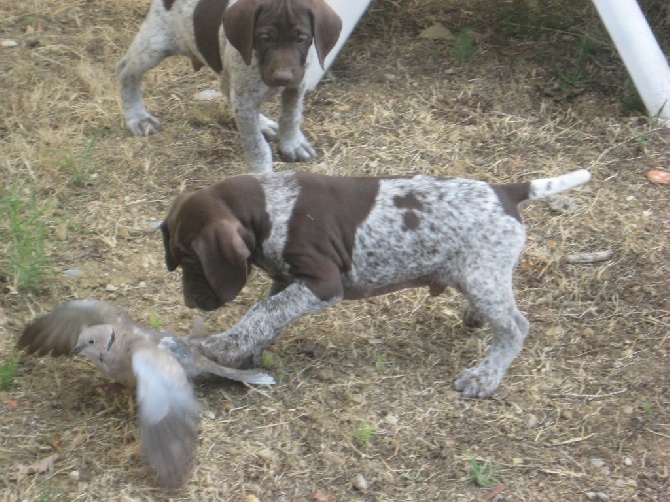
[418,23,455,40]
[54,223,68,241]
[193,89,221,101]
[243,496,260,502]
[590,458,605,468]
[68,470,80,481]
[547,194,578,213]
[385,413,398,425]
[257,448,276,462]
[352,473,368,491]
[1,39,18,47]
[62,269,83,277]
[527,414,539,428]
[622,405,634,414]
[383,73,396,81]
[148,220,162,229]
[202,410,215,420]
[586,492,610,501]
[105,284,118,292]
[316,369,334,381]
[561,409,573,420]
[623,456,633,466]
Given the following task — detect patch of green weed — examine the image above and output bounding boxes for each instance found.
[453,28,477,64]
[0,355,20,390]
[496,0,570,38]
[469,457,499,487]
[148,314,165,329]
[60,136,98,187]
[0,181,55,292]
[553,65,592,90]
[354,422,375,447]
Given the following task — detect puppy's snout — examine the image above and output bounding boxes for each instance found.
[270,67,294,86]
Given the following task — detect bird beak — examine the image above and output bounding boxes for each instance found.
[70,344,84,358]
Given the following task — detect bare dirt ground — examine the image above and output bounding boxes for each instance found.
[1,0,669,500]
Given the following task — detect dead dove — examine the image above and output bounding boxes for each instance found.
[17,300,274,488]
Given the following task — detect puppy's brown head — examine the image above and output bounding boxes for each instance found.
[162,191,252,311]
[223,0,342,87]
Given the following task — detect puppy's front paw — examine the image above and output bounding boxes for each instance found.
[259,114,278,142]
[127,114,163,136]
[279,132,316,162]
[453,366,503,398]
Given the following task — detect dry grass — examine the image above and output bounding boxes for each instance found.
[1,0,669,500]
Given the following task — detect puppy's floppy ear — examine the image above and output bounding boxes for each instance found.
[191,220,251,304]
[308,0,342,69]
[160,222,179,272]
[223,0,262,66]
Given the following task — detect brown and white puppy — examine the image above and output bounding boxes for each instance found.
[118,0,342,173]
[161,170,591,398]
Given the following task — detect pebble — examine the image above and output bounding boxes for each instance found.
[68,470,80,481]
[547,194,578,213]
[202,410,215,420]
[590,458,605,468]
[193,89,221,101]
[243,496,260,502]
[586,492,610,501]
[527,414,539,428]
[54,223,68,241]
[148,220,162,229]
[62,269,83,277]
[623,456,633,466]
[105,284,118,292]
[257,448,276,462]
[352,473,368,491]
[385,413,398,425]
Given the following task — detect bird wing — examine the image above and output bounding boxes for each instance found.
[132,345,201,488]
[17,300,132,356]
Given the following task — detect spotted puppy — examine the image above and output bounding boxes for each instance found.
[118,0,342,173]
[161,169,591,398]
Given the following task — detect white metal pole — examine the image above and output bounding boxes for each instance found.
[592,0,670,125]
[304,0,372,90]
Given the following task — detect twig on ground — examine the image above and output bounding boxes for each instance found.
[565,250,613,264]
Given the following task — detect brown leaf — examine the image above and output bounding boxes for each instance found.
[647,169,670,184]
[312,491,336,502]
[11,453,59,481]
[51,433,63,453]
[483,483,507,500]
[6,399,18,410]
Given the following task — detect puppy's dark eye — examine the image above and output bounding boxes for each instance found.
[296,33,309,43]
[88,339,95,345]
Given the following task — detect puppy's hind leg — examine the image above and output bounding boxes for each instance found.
[118,16,177,136]
[453,273,529,398]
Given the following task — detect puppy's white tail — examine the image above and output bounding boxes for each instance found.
[528,169,591,200]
